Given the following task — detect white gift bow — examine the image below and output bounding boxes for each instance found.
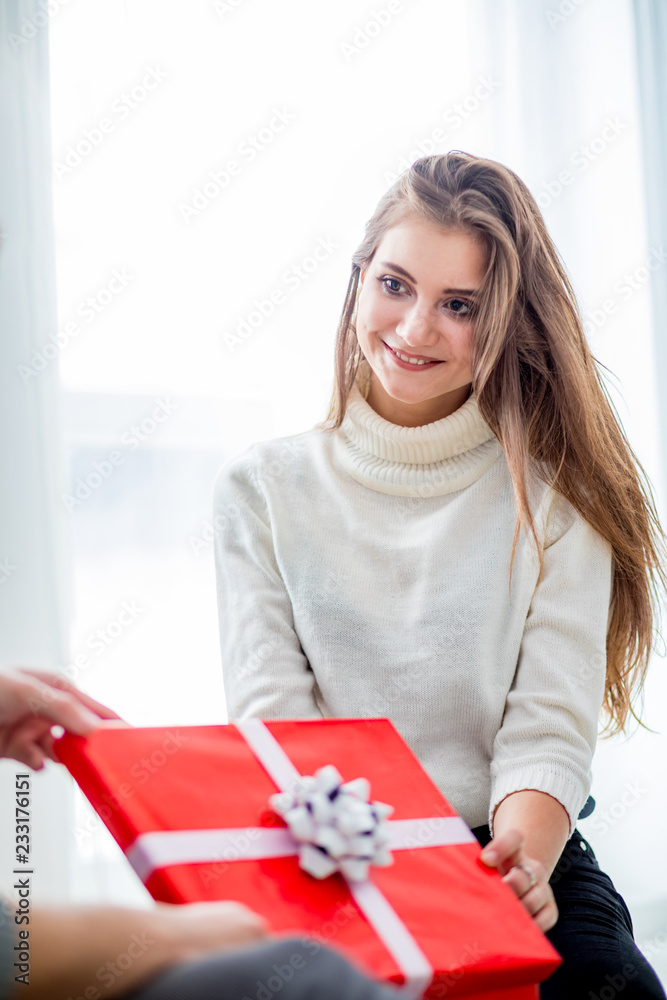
[125,718,477,1000]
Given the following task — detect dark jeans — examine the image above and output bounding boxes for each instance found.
[471,823,667,1000]
[124,936,399,1000]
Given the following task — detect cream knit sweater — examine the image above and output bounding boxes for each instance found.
[213,363,613,836]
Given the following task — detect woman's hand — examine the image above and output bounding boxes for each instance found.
[0,665,123,769]
[480,827,558,932]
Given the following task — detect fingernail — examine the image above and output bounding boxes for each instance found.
[480,849,497,865]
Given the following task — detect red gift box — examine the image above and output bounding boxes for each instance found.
[55,718,561,999]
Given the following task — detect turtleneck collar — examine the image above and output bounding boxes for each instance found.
[331,362,503,497]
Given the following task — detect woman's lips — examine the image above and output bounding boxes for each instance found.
[383,341,444,370]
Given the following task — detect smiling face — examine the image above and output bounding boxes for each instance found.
[356,215,489,426]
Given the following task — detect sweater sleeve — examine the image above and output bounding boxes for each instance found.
[213,447,323,722]
[488,490,614,838]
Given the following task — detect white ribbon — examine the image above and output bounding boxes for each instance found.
[124,718,477,1000]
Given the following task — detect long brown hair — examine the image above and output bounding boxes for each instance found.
[315,150,667,738]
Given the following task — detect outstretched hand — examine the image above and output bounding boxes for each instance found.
[480,828,558,932]
[0,666,123,769]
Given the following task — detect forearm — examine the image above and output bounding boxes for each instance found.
[18,905,191,1000]
[491,789,570,880]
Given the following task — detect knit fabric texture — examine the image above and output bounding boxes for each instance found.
[213,365,613,836]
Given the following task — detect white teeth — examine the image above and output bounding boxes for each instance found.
[394,349,433,365]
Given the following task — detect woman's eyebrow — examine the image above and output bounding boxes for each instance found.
[378,260,480,297]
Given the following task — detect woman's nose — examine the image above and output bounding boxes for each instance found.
[396,302,440,345]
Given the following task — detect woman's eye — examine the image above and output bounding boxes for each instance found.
[448,298,473,316]
[377,276,403,295]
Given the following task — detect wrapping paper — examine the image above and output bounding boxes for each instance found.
[56,718,561,998]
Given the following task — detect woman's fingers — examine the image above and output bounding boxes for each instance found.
[508,880,558,932]
[501,861,542,898]
[480,828,525,876]
[480,831,558,931]
[533,898,559,933]
[503,869,558,931]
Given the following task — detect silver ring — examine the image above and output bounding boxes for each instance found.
[513,862,538,891]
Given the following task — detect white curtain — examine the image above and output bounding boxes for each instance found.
[632,0,667,500]
[472,0,667,969]
[0,0,76,902]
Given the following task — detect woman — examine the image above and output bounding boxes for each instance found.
[213,151,667,998]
